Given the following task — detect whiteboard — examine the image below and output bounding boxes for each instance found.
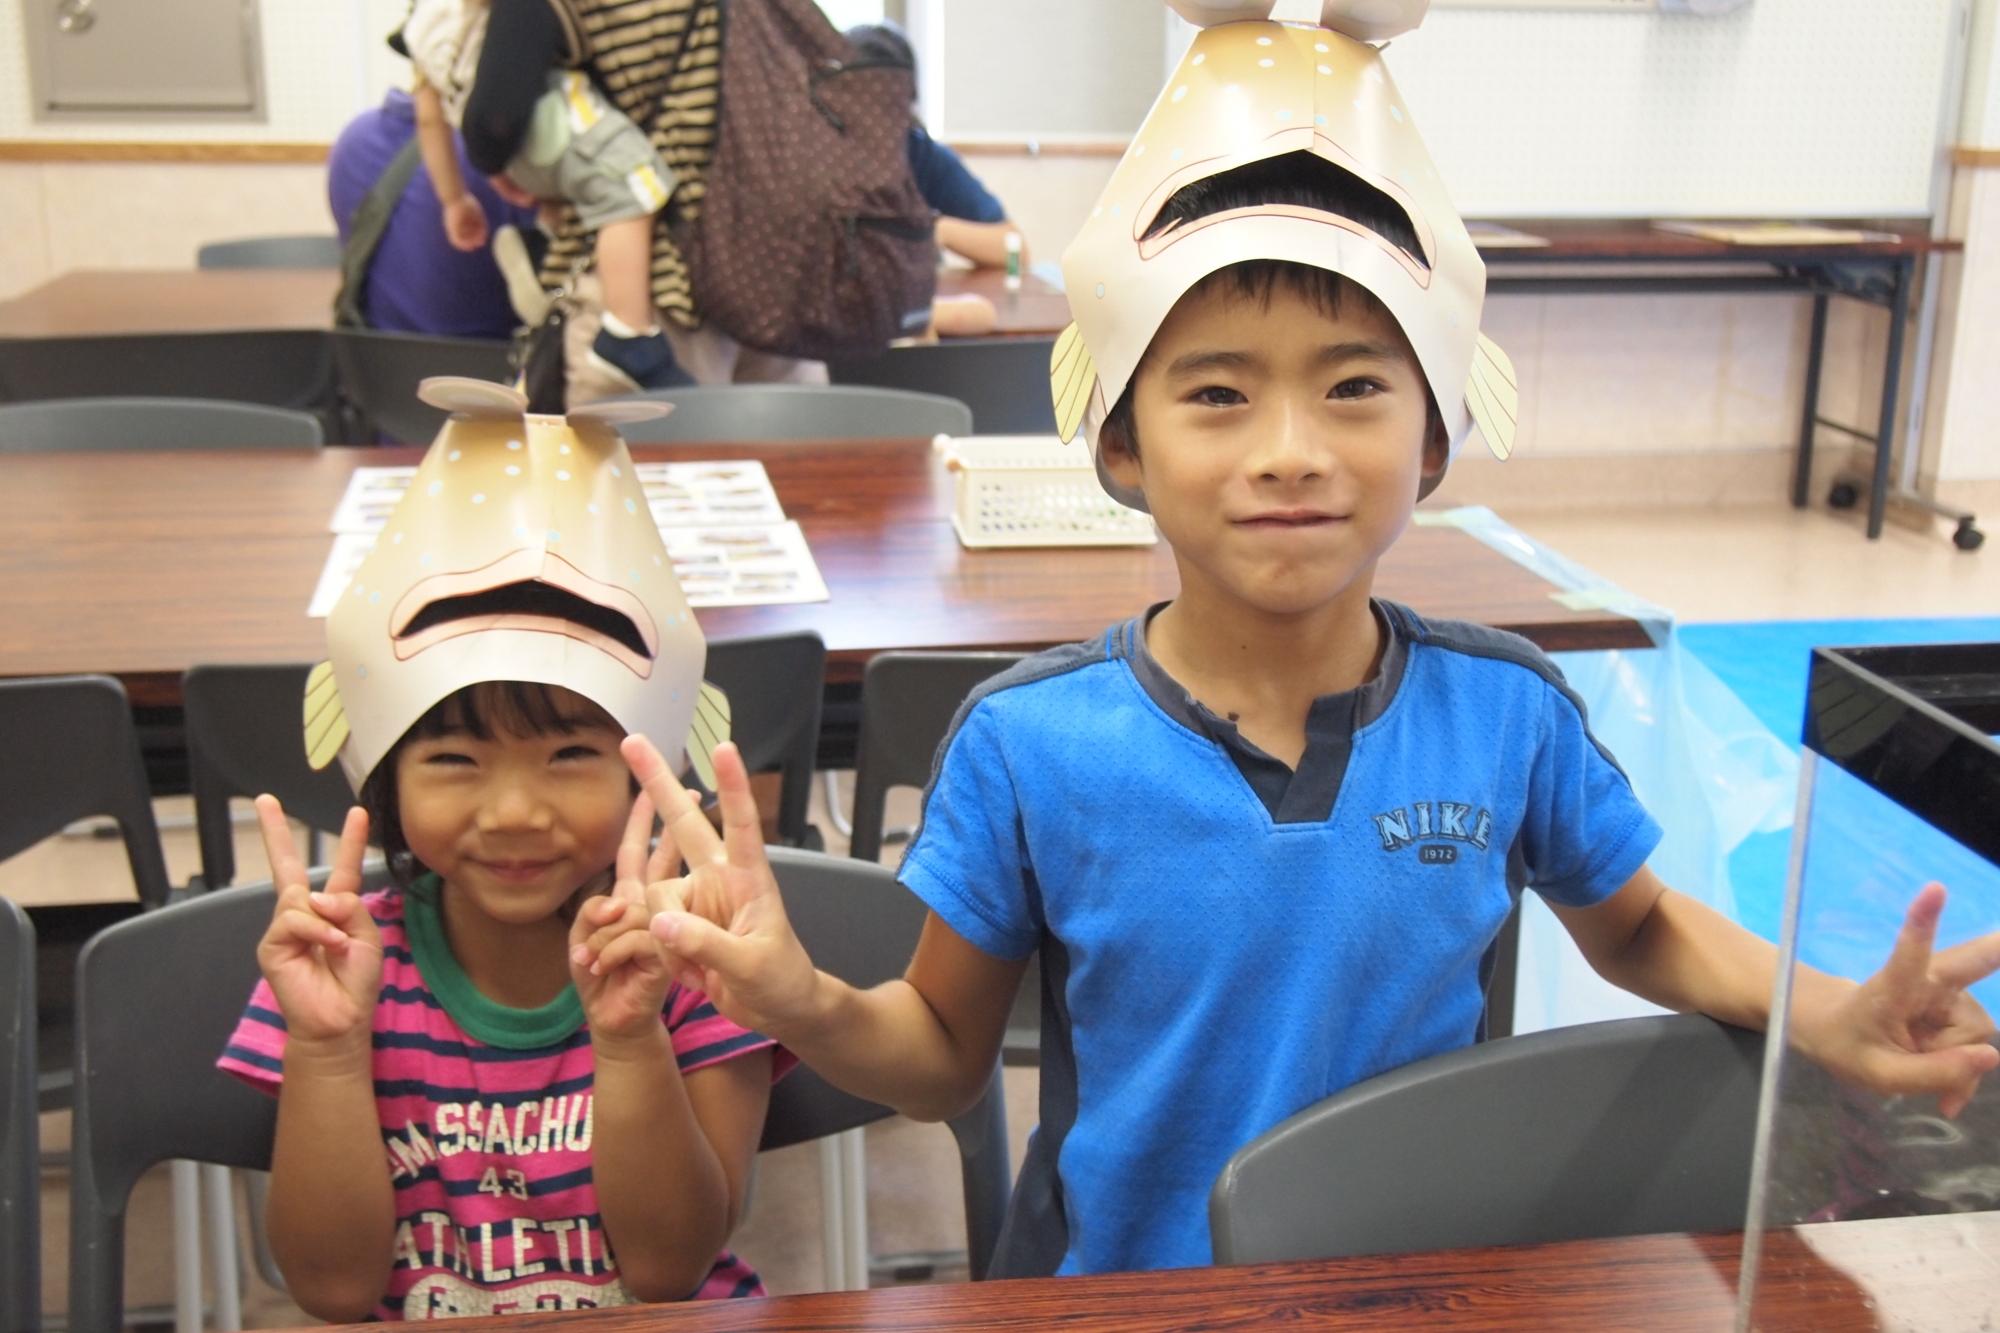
[932,0,1958,219]
[1384,0,1960,218]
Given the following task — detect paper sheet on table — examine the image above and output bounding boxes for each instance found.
[1466,221,1551,248]
[1651,221,1896,246]
[308,520,827,615]
[329,462,785,534]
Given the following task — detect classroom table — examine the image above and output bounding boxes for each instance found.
[283,1211,1996,1331]
[0,266,1071,341]
[1480,220,1962,541]
[0,438,1646,710]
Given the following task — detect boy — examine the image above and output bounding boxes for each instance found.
[600,3,2000,1278]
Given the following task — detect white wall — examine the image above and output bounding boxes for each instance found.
[1934,0,2000,481]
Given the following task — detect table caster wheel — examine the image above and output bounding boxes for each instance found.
[1954,520,1984,552]
[1828,481,1860,509]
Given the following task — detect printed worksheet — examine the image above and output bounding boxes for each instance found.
[328,462,784,534]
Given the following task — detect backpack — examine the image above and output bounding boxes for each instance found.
[679,0,938,360]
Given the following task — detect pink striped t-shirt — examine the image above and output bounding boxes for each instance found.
[219,883,784,1319]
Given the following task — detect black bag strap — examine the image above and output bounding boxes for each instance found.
[333,137,423,329]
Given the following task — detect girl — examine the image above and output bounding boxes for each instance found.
[220,681,776,1320]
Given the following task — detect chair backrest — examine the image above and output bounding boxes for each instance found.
[849,651,1021,863]
[0,397,323,452]
[0,333,337,417]
[828,338,1058,435]
[67,884,286,1333]
[761,847,1011,1278]
[1,898,37,1333]
[331,329,516,444]
[1209,1014,1765,1265]
[0,676,173,911]
[196,235,343,269]
[183,664,362,891]
[608,385,973,444]
[702,632,826,848]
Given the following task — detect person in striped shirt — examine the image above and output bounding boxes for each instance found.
[220,682,781,1320]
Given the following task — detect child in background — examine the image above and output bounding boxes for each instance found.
[219,385,767,1317]
[399,0,692,390]
[584,3,2000,1279]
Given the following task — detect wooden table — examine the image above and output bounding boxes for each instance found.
[287,1212,1997,1331]
[0,439,1644,709]
[933,267,1072,338]
[0,268,338,338]
[0,267,1071,341]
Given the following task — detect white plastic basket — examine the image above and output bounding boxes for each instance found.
[939,435,1158,549]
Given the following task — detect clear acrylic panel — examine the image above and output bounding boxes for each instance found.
[1738,644,2000,1329]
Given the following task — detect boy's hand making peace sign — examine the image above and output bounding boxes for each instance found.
[1797,882,2000,1119]
[253,796,381,1050]
[614,735,824,1042]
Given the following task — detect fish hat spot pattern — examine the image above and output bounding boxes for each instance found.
[305,377,731,793]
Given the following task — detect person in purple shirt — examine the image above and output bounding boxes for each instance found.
[327,89,539,338]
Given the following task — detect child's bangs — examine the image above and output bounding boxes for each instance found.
[1187,259,1393,327]
[407,681,622,744]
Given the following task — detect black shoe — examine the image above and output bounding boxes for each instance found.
[589,326,694,391]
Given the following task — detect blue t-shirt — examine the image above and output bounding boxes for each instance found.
[327,90,540,338]
[898,602,1663,1277]
[907,124,1005,224]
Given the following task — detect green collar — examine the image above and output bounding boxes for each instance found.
[402,874,586,1050]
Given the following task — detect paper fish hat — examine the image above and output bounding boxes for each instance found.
[304,378,729,793]
[1052,0,1516,510]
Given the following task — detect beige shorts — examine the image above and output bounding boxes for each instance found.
[506,71,674,232]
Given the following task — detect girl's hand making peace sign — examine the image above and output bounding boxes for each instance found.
[568,793,679,1042]
[252,796,382,1050]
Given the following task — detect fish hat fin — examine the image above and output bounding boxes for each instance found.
[416,377,529,418]
[303,660,351,772]
[1464,332,1518,461]
[682,680,733,792]
[1050,322,1098,444]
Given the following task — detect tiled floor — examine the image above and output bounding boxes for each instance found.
[13,493,1993,1325]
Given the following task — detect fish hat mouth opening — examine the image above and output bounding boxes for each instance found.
[389,548,659,677]
[1135,146,1435,286]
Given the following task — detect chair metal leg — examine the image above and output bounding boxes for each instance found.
[816,1135,848,1290]
[821,771,854,838]
[839,1130,869,1290]
[203,1163,243,1330]
[242,1170,288,1291]
[172,1160,203,1333]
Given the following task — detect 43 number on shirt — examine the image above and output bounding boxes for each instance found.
[477,1167,529,1200]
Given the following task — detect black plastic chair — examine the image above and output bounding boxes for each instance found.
[183,664,362,892]
[195,235,343,269]
[829,338,1058,435]
[607,385,972,444]
[0,333,339,421]
[1209,1014,1765,1265]
[703,632,827,849]
[847,652,1035,1068]
[1,897,37,1333]
[0,676,175,1330]
[0,396,324,451]
[761,848,1011,1281]
[67,883,290,1333]
[331,329,515,444]
[0,676,176,1111]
